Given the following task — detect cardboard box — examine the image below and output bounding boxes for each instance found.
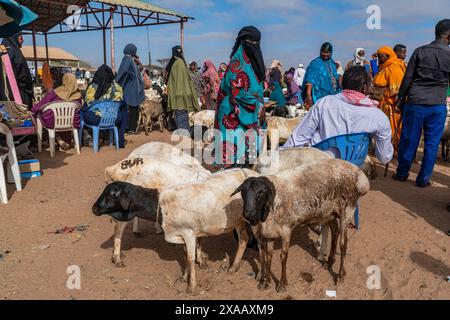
[7,159,41,183]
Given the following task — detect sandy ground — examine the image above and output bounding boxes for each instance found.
[0,131,450,300]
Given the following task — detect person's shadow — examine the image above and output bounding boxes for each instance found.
[372,158,450,234]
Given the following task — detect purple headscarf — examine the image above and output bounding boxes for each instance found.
[286,74,299,95]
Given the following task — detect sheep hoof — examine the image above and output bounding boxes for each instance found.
[327,259,335,271]
[228,266,240,274]
[337,271,347,283]
[133,232,142,238]
[276,281,288,293]
[258,280,270,291]
[186,285,198,294]
[255,272,262,282]
[112,257,125,268]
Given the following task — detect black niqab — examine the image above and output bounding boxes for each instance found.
[165,45,185,83]
[230,26,265,82]
[91,64,115,100]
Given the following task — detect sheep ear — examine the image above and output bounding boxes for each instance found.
[230,184,243,197]
[120,192,131,211]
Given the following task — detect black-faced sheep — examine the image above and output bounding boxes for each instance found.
[232,159,370,292]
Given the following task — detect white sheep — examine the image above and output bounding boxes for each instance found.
[232,159,370,292]
[254,147,332,175]
[104,156,210,267]
[266,116,302,150]
[128,141,205,172]
[189,110,216,128]
[159,168,260,293]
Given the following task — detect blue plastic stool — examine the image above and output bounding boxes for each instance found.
[313,133,371,229]
[79,101,122,153]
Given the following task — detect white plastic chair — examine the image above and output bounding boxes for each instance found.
[0,123,22,204]
[36,101,81,158]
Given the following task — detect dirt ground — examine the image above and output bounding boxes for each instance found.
[1,131,450,300]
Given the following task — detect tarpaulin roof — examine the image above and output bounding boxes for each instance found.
[17,0,192,33]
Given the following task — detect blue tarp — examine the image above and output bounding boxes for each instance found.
[0,0,38,37]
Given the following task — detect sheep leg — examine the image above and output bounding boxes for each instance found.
[255,231,266,282]
[259,240,273,291]
[112,221,127,267]
[136,110,141,134]
[318,224,330,263]
[158,114,164,132]
[445,140,450,162]
[184,235,198,293]
[132,217,141,238]
[228,223,249,273]
[327,219,339,272]
[337,218,349,283]
[196,239,209,269]
[276,231,292,293]
[148,117,154,135]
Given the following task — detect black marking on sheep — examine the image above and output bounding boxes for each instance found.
[121,158,144,170]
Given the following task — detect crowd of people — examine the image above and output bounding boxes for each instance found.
[0,19,449,189]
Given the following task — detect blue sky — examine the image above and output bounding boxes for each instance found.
[27,0,449,69]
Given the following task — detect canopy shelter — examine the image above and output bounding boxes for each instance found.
[15,0,193,77]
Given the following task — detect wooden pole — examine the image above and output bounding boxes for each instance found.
[110,7,115,72]
[102,28,107,64]
[44,33,49,64]
[31,24,38,83]
[180,19,184,49]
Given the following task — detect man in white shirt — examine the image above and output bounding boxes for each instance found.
[293,63,306,89]
[282,66,394,165]
[84,70,92,82]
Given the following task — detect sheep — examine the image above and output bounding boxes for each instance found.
[128,141,206,173]
[256,147,377,180]
[360,155,378,180]
[441,110,450,162]
[232,158,370,292]
[103,158,210,267]
[266,116,302,150]
[189,110,215,129]
[137,100,164,135]
[92,182,160,266]
[158,168,260,293]
[254,147,332,175]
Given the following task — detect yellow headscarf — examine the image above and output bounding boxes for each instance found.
[54,73,82,101]
[373,46,406,91]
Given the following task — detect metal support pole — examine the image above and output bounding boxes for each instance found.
[180,19,184,49]
[31,24,38,83]
[102,28,107,64]
[44,33,49,64]
[110,7,115,72]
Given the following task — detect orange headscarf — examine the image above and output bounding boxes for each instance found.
[373,46,406,93]
[41,62,53,92]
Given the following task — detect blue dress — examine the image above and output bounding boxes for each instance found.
[214,45,267,166]
[302,57,341,104]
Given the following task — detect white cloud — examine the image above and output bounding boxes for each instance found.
[151,0,214,10]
